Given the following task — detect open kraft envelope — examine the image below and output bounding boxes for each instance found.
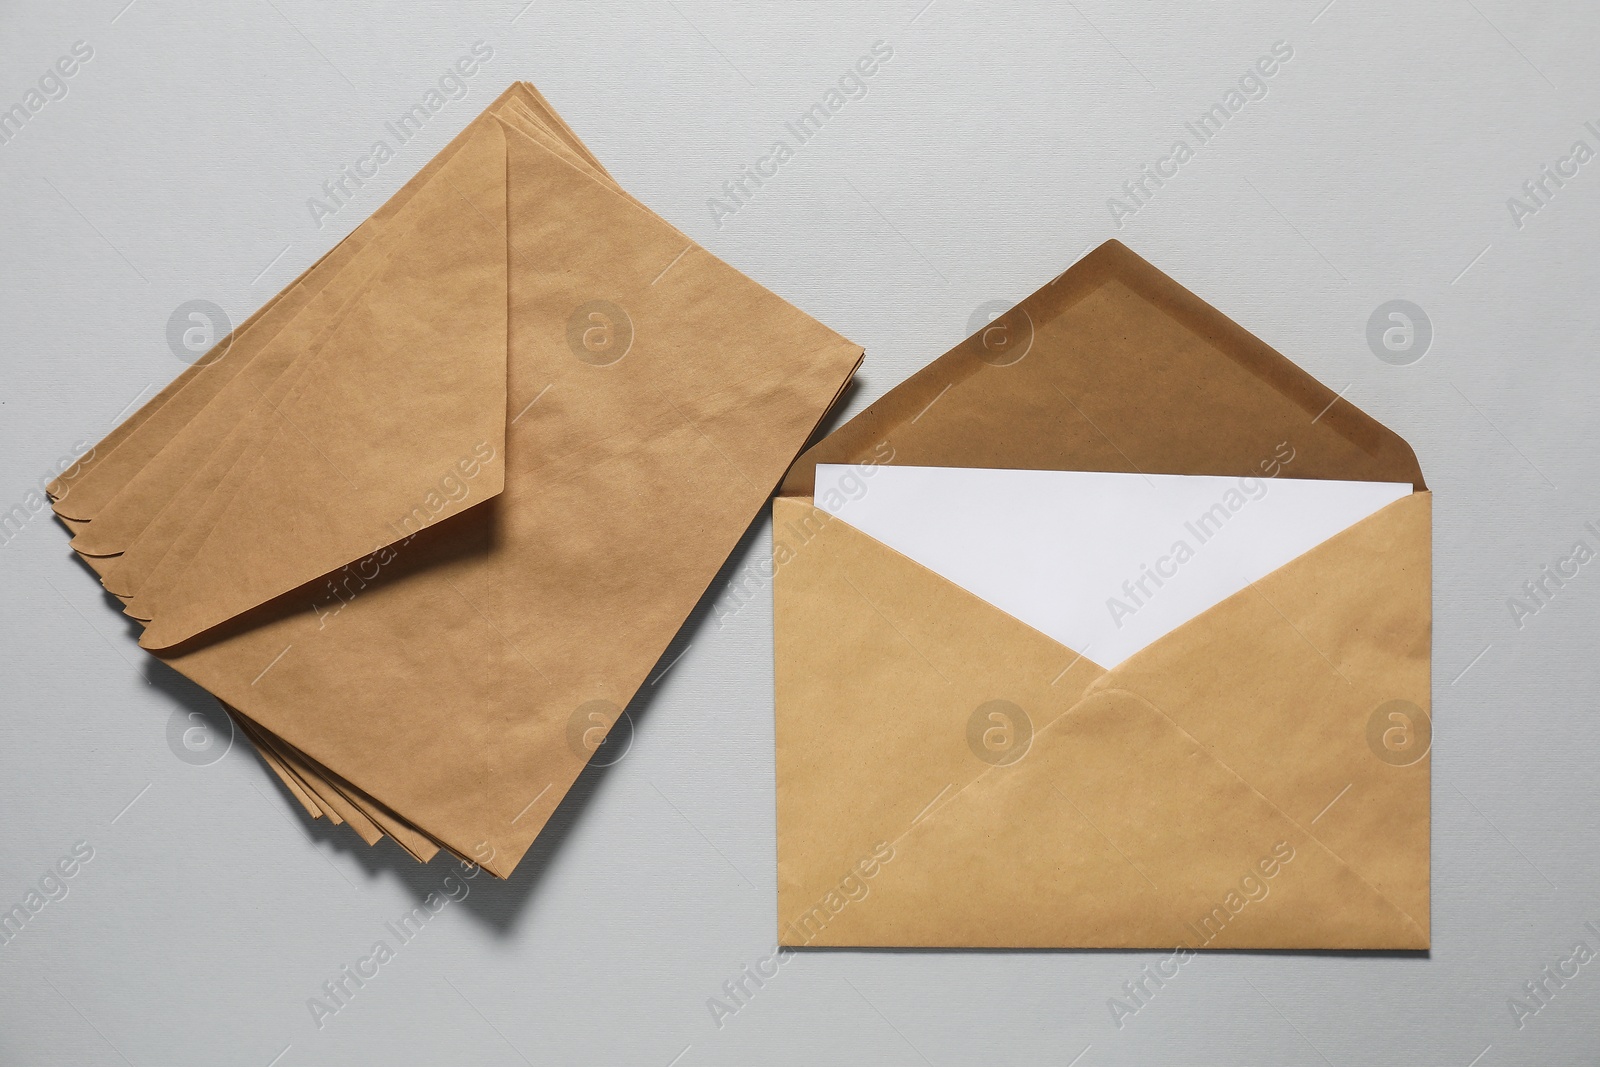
[772,240,1431,949]
[51,83,862,877]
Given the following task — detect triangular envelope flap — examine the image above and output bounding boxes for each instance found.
[795,687,1427,949]
[77,100,559,581]
[138,119,510,650]
[107,254,393,603]
[780,240,1425,497]
[58,86,539,534]
[773,496,1106,923]
[814,464,1412,668]
[1089,491,1432,931]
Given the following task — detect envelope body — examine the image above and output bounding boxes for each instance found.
[772,241,1431,949]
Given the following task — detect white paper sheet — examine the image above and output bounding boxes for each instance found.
[814,464,1413,668]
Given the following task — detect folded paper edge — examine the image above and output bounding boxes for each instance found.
[778,239,1426,499]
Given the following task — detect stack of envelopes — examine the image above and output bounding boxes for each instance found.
[51,82,862,877]
[774,241,1432,949]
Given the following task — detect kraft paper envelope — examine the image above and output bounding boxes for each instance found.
[53,83,862,875]
[772,240,1431,949]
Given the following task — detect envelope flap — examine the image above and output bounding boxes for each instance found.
[794,684,1428,949]
[773,494,1106,920]
[60,91,545,557]
[138,119,510,650]
[780,240,1424,497]
[1085,491,1432,933]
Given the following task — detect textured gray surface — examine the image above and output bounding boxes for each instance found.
[2,1,1598,1064]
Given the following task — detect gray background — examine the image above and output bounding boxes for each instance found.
[1,0,1596,1064]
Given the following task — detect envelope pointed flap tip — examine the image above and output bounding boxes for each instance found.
[782,239,1425,498]
[816,464,1412,668]
[138,119,510,651]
